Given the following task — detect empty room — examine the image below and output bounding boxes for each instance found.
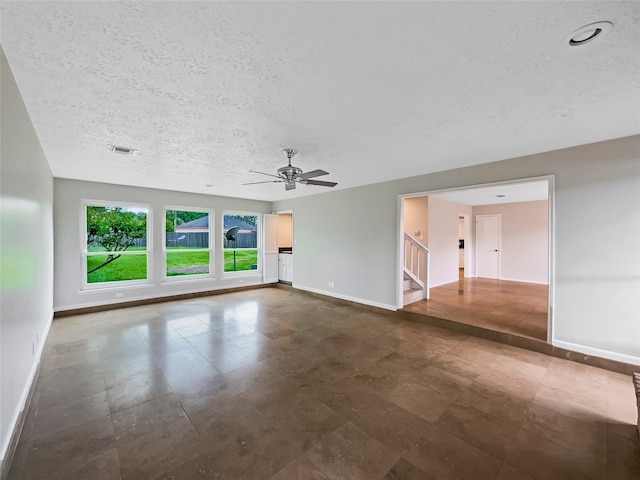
[1,2,639,479]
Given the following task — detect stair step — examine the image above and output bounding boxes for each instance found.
[403,278,413,290]
[403,288,423,306]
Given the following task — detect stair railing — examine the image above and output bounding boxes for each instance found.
[404,233,430,300]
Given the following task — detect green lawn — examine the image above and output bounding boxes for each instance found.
[166,251,210,276]
[224,249,258,272]
[87,254,147,283]
[86,248,256,282]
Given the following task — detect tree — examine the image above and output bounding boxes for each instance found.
[87,207,147,274]
[228,215,257,227]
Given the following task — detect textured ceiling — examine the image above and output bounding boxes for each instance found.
[1,1,639,201]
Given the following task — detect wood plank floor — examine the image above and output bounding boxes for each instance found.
[403,270,548,341]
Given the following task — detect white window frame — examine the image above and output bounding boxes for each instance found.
[163,206,214,281]
[221,211,262,276]
[81,200,153,290]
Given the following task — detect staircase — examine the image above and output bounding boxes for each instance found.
[403,273,424,305]
[403,233,430,306]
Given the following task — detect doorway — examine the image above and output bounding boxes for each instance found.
[398,177,554,343]
[275,210,294,284]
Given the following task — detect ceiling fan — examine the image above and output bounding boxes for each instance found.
[242,149,337,191]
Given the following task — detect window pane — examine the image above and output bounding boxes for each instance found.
[224,249,258,272]
[86,205,148,284]
[166,211,209,249]
[87,254,147,283]
[87,206,148,250]
[166,251,210,276]
[223,214,258,272]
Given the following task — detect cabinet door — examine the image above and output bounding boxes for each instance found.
[278,255,286,281]
[286,255,293,281]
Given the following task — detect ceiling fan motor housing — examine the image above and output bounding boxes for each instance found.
[278,164,303,180]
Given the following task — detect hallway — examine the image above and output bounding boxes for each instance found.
[403,272,548,341]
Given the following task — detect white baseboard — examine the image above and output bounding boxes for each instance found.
[294,285,396,311]
[500,276,548,285]
[553,340,640,367]
[0,310,53,465]
[429,279,459,289]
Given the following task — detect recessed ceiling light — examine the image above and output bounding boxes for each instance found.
[564,21,613,47]
[106,144,137,155]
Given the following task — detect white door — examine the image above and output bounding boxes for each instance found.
[476,214,500,279]
[263,214,278,283]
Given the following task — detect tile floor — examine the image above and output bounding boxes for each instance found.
[7,287,638,480]
[404,272,548,341]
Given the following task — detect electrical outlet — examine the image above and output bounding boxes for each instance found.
[328,281,335,288]
[116,292,124,298]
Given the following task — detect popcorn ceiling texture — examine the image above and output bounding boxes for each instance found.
[1,1,639,201]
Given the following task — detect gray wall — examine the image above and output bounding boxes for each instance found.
[54,179,272,310]
[275,135,640,365]
[0,49,54,467]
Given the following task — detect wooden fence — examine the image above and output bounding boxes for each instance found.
[93,231,257,249]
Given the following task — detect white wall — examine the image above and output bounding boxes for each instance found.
[54,179,272,311]
[0,49,54,467]
[473,200,548,284]
[427,197,471,287]
[403,196,428,243]
[274,135,640,365]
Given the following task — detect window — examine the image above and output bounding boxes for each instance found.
[223,214,259,273]
[164,208,212,278]
[84,203,150,285]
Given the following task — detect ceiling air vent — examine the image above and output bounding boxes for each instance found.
[106,144,137,155]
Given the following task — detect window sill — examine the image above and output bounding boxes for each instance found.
[161,275,216,286]
[79,282,154,294]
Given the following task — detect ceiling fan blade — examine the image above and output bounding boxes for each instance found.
[242,180,283,185]
[298,169,329,180]
[249,170,282,179]
[304,179,337,187]
[285,182,296,191]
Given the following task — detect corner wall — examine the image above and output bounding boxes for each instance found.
[0,49,54,469]
[274,135,640,365]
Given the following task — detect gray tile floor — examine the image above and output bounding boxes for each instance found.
[7,287,639,479]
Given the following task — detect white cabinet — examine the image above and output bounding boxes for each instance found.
[278,254,293,282]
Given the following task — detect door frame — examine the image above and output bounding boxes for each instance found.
[397,175,555,344]
[274,209,294,285]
